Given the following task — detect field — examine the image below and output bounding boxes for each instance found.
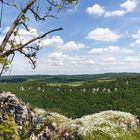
[46,81,83,87]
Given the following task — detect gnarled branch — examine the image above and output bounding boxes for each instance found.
[0,0,36,52]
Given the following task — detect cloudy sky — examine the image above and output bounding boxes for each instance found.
[1,0,140,75]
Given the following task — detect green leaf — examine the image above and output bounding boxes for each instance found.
[13,4,19,8]
[48,7,52,11]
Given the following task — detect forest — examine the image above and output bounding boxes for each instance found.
[1,73,140,119]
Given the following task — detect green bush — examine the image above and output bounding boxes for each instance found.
[0,114,20,140]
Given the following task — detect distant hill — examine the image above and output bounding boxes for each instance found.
[1,72,140,83]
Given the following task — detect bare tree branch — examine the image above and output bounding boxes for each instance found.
[0,0,78,75]
[0,1,3,27]
[29,7,59,21]
[19,50,36,69]
[2,27,63,57]
[47,0,59,7]
[0,0,16,7]
[21,27,63,49]
[0,0,36,52]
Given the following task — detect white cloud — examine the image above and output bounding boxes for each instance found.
[89,46,135,54]
[121,0,136,12]
[44,52,96,67]
[87,28,121,42]
[84,60,95,65]
[48,52,67,61]
[105,10,125,17]
[18,28,38,38]
[123,56,140,64]
[86,4,105,16]
[62,41,85,51]
[86,0,138,17]
[39,36,64,48]
[3,27,85,53]
[39,36,85,52]
[3,28,84,53]
[132,30,140,40]
[103,57,116,62]
[101,57,126,65]
[2,27,85,52]
[5,27,38,44]
[130,30,140,47]
[47,52,73,66]
[10,51,140,75]
[0,27,40,52]
[2,25,140,75]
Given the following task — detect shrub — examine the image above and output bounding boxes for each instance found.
[0,114,20,140]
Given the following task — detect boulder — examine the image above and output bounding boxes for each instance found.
[0,92,34,128]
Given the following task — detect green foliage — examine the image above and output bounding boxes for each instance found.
[62,0,78,4]
[13,4,19,9]
[0,75,140,119]
[0,57,10,66]
[0,114,20,140]
[1,74,140,139]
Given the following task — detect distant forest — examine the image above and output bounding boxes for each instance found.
[0,73,140,118]
[1,72,140,83]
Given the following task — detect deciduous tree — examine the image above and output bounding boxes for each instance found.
[0,0,78,75]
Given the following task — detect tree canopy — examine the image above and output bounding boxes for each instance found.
[0,0,78,75]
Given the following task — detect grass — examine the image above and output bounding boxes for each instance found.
[46,81,83,87]
[97,79,116,83]
[82,129,140,140]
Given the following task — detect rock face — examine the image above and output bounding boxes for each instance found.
[0,92,34,127]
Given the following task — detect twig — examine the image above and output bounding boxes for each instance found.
[0,0,36,52]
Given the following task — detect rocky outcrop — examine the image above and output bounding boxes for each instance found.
[0,92,34,129]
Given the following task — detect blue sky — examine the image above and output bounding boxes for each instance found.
[1,0,140,75]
